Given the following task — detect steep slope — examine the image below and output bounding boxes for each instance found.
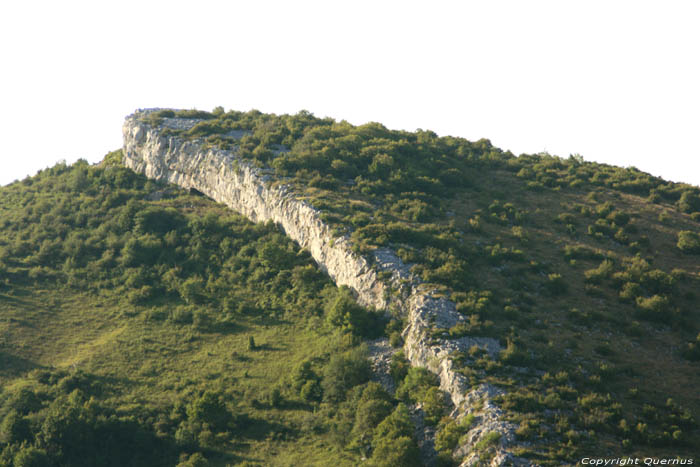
[0,159,436,466]
[122,108,700,465]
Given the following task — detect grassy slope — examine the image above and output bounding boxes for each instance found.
[0,159,382,466]
[1,287,358,466]
[446,168,700,459]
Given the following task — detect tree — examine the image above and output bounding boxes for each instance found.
[369,436,421,467]
[677,191,700,213]
[186,391,231,432]
[13,446,50,467]
[351,383,393,445]
[322,346,371,402]
[369,404,421,467]
[326,287,381,337]
[1,410,32,444]
[422,387,447,426]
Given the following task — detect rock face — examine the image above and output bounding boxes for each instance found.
[122,110,525,465]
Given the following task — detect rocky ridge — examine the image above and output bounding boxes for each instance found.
[122,110,527,466]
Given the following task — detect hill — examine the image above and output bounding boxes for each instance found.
[1,107,699,466]
[0,158,416,466]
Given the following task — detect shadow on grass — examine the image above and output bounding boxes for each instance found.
[251,342,284,352]
[0,351,42,378]
[27,367,139,399]
[234,414,298,442]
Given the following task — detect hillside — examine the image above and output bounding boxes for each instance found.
[0,159,417,466]
[1,107,700,466]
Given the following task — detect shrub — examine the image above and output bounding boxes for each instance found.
[192,309,212,330]
[350,383,394,446]
[267,387,283,407]
[372,403,415,441]
[369,435,421,467]
[499,340,528,366]
[677,231,700,254]
[422,387,447,426]
[635,295,672,318]
[396,367,439,403]
[177,453,209,467]
[677,191,700,213]
[179,276,205,304]
[388,330,403,348]
[12,446,50,467]
[545,273,568,295]
[563,244,604,261]
[1,410,32,444]
[449,314,494,338]
[326,287,383,338]
[435,416,474,453]
[475,431,501,451]
[619,282,642,302]
[390,352,410,384]
[322,346,371,402]
[186,391,231,431]
[584,260,614,284]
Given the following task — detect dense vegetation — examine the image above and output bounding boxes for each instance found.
[1,105,699,464]
[140,108,700,463]
[0,158,441,466]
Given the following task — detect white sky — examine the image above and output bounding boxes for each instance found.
[1,0,699,187]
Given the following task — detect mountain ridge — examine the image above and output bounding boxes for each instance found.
[123,110,524,466]
[0,107,698,466]
[121,108,700,464]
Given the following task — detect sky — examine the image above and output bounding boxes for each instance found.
[1,0,699,187]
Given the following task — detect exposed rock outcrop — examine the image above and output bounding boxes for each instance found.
[122,110,526,465]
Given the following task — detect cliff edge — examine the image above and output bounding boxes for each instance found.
[122,110,528,466]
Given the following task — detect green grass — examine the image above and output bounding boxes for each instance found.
[0,158,412,466]
[0,284,359,465]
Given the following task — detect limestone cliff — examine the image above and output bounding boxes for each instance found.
[122,110,527,466]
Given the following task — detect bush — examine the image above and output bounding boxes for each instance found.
[389,331,403,348]
[619,282,642,302]
[13,446,50,467]
[584,260,614,284]
[326,287,383,338]
[396,367,438,403]
[390,352,410,385]
[350,383,394,445]
[475,431,501,451]
[322,346,371,402]
[369,435,421,467]
[186,391,231,431]
[422,387,447,426]
[179,276,205,304]
[677,231,700,254]
[435,416,474,454]
[635,295,672,318]
[499,340,528,366]
[1,410,32,444]
[177,453,209,467]
[372,403,415,441]
[545,273,568,295]
[677,191,700,213]
[170,307,194,324]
